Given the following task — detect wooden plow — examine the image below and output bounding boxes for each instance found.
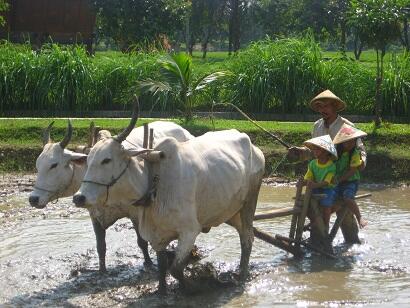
[253,188,371,258]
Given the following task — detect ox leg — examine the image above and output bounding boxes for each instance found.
[169,231,199,292]
[91,218,107,272]
[233,183,260,281]
[132,221,153,266]
[157,250,168,295]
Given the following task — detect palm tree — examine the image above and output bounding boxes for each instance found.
[138,52,228,120]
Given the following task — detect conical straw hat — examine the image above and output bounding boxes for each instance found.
[333,123,367,145]
[309,89,346,112]
[303,135,338,159]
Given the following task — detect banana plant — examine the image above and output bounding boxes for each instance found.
[138,52,229,120]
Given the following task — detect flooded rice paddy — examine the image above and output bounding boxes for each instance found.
[1,180,410,307]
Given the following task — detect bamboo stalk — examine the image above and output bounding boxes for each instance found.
[254,207,300,220]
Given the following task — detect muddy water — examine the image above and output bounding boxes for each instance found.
[1,184,410,307]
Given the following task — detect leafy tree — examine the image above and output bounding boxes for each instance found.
[348,0,402,126]
[254,0,297,37]
[328,0,351,55]
[93,0,190,52]
[0,0,9,27]
[398,0,410,51]
[292,0,336,40]
[138,53,228,120]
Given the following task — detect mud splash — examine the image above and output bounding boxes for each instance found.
[1,182,410,306]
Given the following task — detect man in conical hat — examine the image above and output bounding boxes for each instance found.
[288,89,367,167]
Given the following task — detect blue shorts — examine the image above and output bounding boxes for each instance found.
[336,181,359,200]
[312,187,337,207]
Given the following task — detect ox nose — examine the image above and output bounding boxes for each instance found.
[73,194,86,207]
[29,195,39,207]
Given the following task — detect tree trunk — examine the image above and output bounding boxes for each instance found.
[185,16,191,54]
[374,49,383,127]
[340,20,347,56]
[403,18,410,52]
[229,0,241,54]
[353,33,363,60]
[202,28,210,59]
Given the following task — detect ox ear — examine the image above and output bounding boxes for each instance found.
[124,148,165,162]
[64,150,88,165]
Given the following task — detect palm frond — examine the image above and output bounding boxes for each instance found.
[191,71,231,96]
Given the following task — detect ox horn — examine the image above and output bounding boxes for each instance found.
[115,96,139,143]
[59,119,73,149]
[42,121,55,145]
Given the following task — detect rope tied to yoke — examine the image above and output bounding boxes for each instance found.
[211,102,292,149]
[210,102,292,176]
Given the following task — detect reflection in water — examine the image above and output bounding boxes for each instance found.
[0,185,410,306]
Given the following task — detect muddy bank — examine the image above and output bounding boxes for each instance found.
[0,173,35,207]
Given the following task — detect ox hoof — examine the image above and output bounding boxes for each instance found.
[143,259,154,269]
[99,266,107,274]
[157,285,167,296]
[180,279,201,295]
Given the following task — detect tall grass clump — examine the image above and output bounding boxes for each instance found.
[0,42,94,112]
[92,51,160,110]
[225,36,323,113]
[382,53,410,117]
[0,42,161,114]
[321,58,374,114]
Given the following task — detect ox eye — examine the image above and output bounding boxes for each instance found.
[50,163,58,170]
[101,158,111,165]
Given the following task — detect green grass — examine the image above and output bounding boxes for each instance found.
[1,118,409,181]
[1,117,409,148]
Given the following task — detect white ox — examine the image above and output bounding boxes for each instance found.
[29,119,194,271]
[73,106,265,293]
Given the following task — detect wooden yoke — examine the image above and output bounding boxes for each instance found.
[149,128,154,149]
[143,123,149,148]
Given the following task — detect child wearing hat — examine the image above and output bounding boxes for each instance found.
[333,124,368,228]
[298,135,338,230]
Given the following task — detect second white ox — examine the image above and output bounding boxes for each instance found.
[73,107,265,293]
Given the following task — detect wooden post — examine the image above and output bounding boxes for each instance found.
[149,128,154,149]
[87,121,95,147]
[143,123,149,148]
[295,188,312,244]
[289,184,303,239]
[329,194,371,242]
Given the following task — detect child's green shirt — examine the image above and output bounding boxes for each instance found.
[304,159,336,188]
[336,148,362,182]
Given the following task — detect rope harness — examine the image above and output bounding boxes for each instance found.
[82,159,131,206]
[33,165,76,204]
